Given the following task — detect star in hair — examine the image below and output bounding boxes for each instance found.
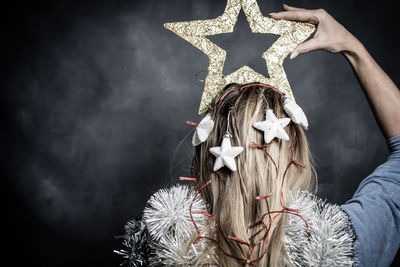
[283,97,309,129]
[209,134,243,172]
[192,113,214,146]
[164,0,315,114]
[253,108,290,143]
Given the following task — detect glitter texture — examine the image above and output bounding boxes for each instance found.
[164,0,315,114]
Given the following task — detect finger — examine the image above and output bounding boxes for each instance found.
[290,38,322,59]
[283,4,305,11]
[269,10,319,24]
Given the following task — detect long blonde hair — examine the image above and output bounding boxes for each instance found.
[186,83,317,266]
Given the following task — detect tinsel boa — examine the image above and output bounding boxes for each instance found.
[282,191,357,267]
[115,185,357,266]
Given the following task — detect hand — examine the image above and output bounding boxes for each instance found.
[269,4,361,59]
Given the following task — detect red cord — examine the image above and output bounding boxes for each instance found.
[213,83,285,109]
[225,127,310,264]
[179,83,312,264]
[186,120,199,126]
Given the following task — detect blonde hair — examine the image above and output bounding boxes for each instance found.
[186,83,317,266]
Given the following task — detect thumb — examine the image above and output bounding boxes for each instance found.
[290,38,321,59]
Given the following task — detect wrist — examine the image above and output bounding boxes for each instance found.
[342,37,369,65]
[342,36,367,61]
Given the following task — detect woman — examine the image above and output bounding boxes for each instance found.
[116,4,400,266]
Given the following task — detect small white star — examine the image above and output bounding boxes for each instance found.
[192,113,214,146]
[253,109,291,143]
[283,98,309,129]
[209,135,243,172]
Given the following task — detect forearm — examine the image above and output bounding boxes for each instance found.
[343,41,400,139]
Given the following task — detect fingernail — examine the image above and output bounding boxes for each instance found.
[269,12,276,16]
[290,50,299,59]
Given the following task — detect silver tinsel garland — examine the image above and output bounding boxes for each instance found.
[143,184,208,243]
[143,184,209,265]
[114,218,155,267]
[116,187,357,266]
[283,190,357,267]
[115,185,210,266]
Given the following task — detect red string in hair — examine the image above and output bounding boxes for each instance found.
[179,83,311,264]
[213,83,285,109]
[186,120,198,126]
[180,127,311,264]
[180,176,258,264]
[249,125,311,243]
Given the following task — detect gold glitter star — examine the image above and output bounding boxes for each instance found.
[164,0,315,115]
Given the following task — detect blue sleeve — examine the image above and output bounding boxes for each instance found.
[341,135,400,267]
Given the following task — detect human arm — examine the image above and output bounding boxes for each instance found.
[270,5,400,266]
[339,135,400,266]
[270,4,400,139]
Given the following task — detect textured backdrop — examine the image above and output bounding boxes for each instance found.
[3,0,399,266]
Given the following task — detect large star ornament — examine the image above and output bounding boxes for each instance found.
[209,135,244,172]
[164,0,315,114]
[253,109,291,143]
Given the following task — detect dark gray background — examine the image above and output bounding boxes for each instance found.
[3,0,399,266]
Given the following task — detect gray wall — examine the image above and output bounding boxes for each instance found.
[3,0,399,265]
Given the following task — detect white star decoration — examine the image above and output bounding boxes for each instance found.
[253,109,291,143]
[283,98,309,129]
[209,135,243,172]
[192,113,214,146]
